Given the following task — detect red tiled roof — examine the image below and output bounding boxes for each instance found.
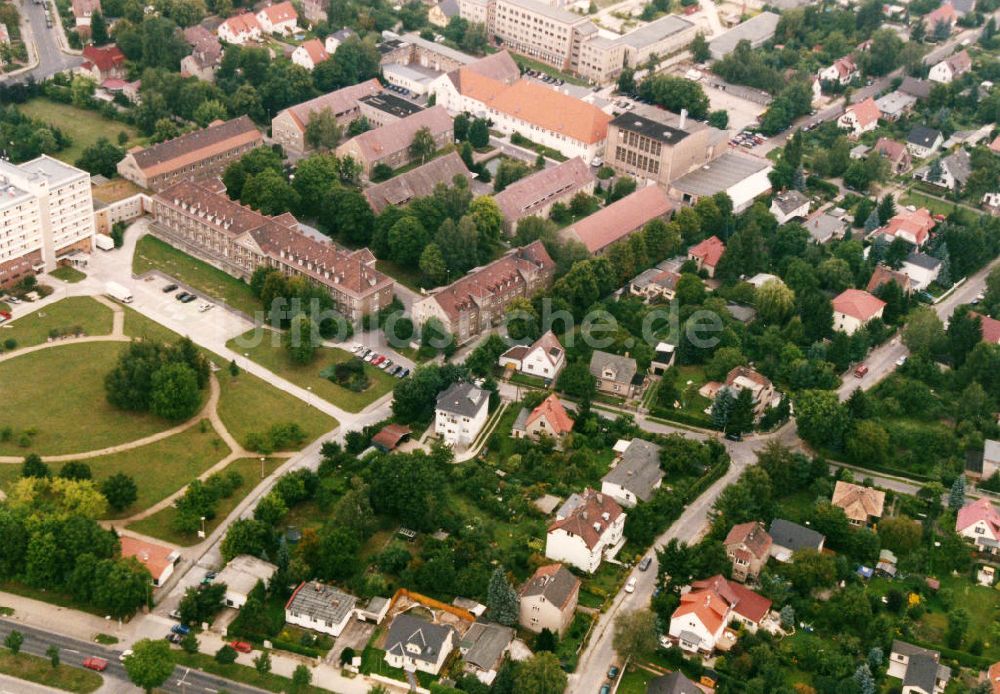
[343,106,452,161]
[564,186,672,253]
[298,38,329,66]
[882,207,935,245]
[674,575,772,631]
[832,288,886,322]
[280,80,382,132]
[81,45,125,72]
[874,138,908,164]
[723,521,772,561]
[220,12,261,36]
[956,498,1000,535]
[725,366,771,391]
[372,423,412,451]
[832,481,886,522]
[689,235,725,269]
[259,1,297,23]
[867,264,912,293]
[526,395,574,436]
[846,97,881,129]
[120,536,176,581]
[548,488,623,550]
[988,661,1000,694]
[972,312,1000,344]
[990,135,1000,154]
[128,116,262,179]
[928,1,958,25]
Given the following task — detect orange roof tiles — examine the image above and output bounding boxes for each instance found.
[689,235,725,269]
[883,207,936,246]
[299,38,329,66]
[259,1,297,23]
[972,311,1000,344]
[846,97,881,129]
[526,394,574,436]
[832,288,886,322]
[564,186,672,253]
[548,489,623,550]
[120,536,177,581]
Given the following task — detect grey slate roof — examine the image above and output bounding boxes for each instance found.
[602,439,663,502]
[943,149,972,186]
[589,350,637,385]
[904,653,941,693]
[769,518,824,552]
[670,152,771,197]
[460,623,513,671]
[772,189,808,215]
[647,671,701,694]
[899,77,932,99]
[511,407,530,433]
[436,382,489,418]
[619,14,694,49]
[384,614,453,666]
[904,252,942,271]
[286,582,356,625]
[708,12,779,57]
[519,564,580,608]
[907,125,942,148]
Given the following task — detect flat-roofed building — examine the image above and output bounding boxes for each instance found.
[618,14,697,68]
[363,151,473,214]
[669,151,773,213]
[336,106,453,177]
[493,157,595,233]
[117,117,263,192]
[271,79,383,153]
[708,12,779,59]
[357,92,424,128]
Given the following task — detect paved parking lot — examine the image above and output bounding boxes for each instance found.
[702,81,769,132]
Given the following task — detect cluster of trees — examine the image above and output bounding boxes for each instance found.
[104,337,209,421]
[636,75,711,120]
[0,104,72,163]
[171,469,243,535]
[249,266,352,342]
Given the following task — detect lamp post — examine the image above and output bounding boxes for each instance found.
[260,456,266,479]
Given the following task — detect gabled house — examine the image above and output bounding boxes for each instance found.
[723,521,772,582]
[889,641,951,694]
[907,126,944,159]
[648,672,701,694]
[181,25,223,82]
[383,613,455,675]
[364,151,473,214]
[519,564,580,636]
[336,106,453,177]
[836,97,880,138]
[629,267,680,302]
[493,157,595,234]
[955,498,1000,553]
[832,481,886,526]
[687,235,725,277]
[216,555,278,608]
[818,56,858,86]
[218,13,261,44]
[78,45,126,82]
[435,382,489,448]
[914,149,971,192]
[724,366,775,421]
[601,438,663,506]
[900,77,933,100]
[562,186,673,255]
[873,138,912,174]
[925,2,959,36]
[460,622,513,685]
[768,518,825,562]
[973,312,1000,345]
[880,206,936,247]
[256,1,298,35]
[875,91,917,122]
[770,190,810,224]
[929,49,972,83]
[867,264,914,295]
[589,350,639,398]
[119,536,180,587]
[324,27,356,53]
[512,394,574,445]
[832,289,886,336]
[546,488,626,573]
[498,331,565,381]
[668,575,772,654]
[71,0,100,31]
[900,252,942,291]
[285,582,357,637]
[291,39,329,71]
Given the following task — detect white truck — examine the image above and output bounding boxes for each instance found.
[105,281,133,304]
[94,234,115,251]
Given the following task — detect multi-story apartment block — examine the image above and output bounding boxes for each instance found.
[271,80,383,153]
[411,240,555,344]
[150,180,393,321]
[117,117,263,192]
[0,156,95,287]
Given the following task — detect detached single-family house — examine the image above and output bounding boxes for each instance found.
[71,0,100,31]
[770,190,810,225]
[218,13,262,44]
[687,235,725,277]
[435,382,490,448]
[768,518,826,562]
[925,2,959,36]
[498,331,565,381]
[881,207,936,247]
[832,481,886,526]
[907,126,944,159]
[724,366,775,421]
[119,536,180,587]
[216,555,278,608]
[832,289,887,335]
[512,394,574,445]
[647,672,702,694]
[460,623,513,684]
[983,191,1000,216]
[889,641,951,694]
[589,350,640,398]
[78,45,126,82]
[256,1,298,35]
[723,521,772,582]
[601,438,663,506]
[955,498,1000,553]
[519,564,580,637]
[875,91,917,122]
[873,138,912,174]
[929,49,972,84]
[285,582,357,637]
[900,252,942,291]
[867,264,914,295]
[324,27,356,53]
[629,267,681,302]
[818,56,858,86]
[668,575,772,654]
[973,312,1000,345]
[546,488,626,573]
[914,149,971,192]
[292,39,329,71]
[837,97,880,138]
[383,614,455,675]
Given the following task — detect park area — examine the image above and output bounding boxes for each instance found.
[0,296,113,351]
[17,98,140,165]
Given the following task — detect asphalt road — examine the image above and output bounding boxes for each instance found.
[0,618,268,693]
[3,0,81,83]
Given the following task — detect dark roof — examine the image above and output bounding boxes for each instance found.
[128,116,261,176]
[359,92,424,119]
[966,448,984,474]
[520,564,580,608]
[610,112,690,146]
[285,582,356,624]
[602,439,663,502]
[589,350,637,384]
[904,251,942,270]
[384,614,453,665]
[907,125,942,147]
[363,151,472,214]
[772,189,809,214]
[371,423,412,451]
[647,671,700,694]
[460,623,513,671]
[436,382,488,418]
[904,653,940,693]
[768,518,824,552]
[899,77,933,99]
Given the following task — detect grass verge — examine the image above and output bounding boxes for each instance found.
[0,297,113,350]
[49,266,87,283]
[17,98,140,165]
[0,650,102,692]
[172,651,328,694]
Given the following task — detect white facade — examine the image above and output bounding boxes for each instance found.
[291,43,327,71]
[900,260,940,291]
[545,514,625,573]
[434,385,490,447]
[907,134,943,159]
[837,109,878,137]
[959,518,1000,545]
[217,17,261,44]
[285,606,352,637]
[770,196,810,224]
[256,5,298,34]
[928,59,959,83]
[668,610,724,653]
[833,310,868,336]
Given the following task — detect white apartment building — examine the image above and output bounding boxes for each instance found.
[435,382,490,448]
[0,156,94,287]
[545,489,626,573]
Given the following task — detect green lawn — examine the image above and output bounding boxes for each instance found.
[511,54,588,86]
[0,650,102,692]
[899,190,963,217]
[17,98,139,166]
[227,330,396,412]
[0,342,179,456]
[121,305,184,343]
[49,266,87,283]
[132,235,261,316]
[172,651,329,694]
[0,297,113,350]
[127,456,282,544]
[376,259,423,292]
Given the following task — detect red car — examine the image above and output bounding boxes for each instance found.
[0,311,11,324]
[83,656,108,672]
[229,640,252,653]
[371,355,385,366]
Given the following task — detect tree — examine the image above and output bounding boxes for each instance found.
[878,516,923,555]
[637,75,710,119]
[58,462,92,481]
[305,107,343,151]
[535,628,557,652]
[946,607,969,648]
[75,138,124,177]
[779,604,795,628]
[90,10,109,44]
[4,630,22,655]
[690,32,710,62]
[21,454,50,479]
[612,609,658,661]
[949,475,966,510]
[855,664,876,694]
[123,639,174,693]
[486,567,519,626]
[46,644,59,667]
[193,99,228,127]
[948,309,982,367]
[180,633,199,654]
[755,279,795,324]
[903,306,945,358]
[617,67,636,95]
[711,387,734,431]
[728,387,756,435]
[493,158,530,193]
[101,473,138,512]
[285,314,319,365]
[419,243,448,286]
[150,362,201,421]
[254,650,272,675]
[515,653,566,694]
[292,664,312,690]
[794,390,847,449]
[409,126,437,164]
[707,109,729,130]
[215,645,237,664]
[468,118,489,148]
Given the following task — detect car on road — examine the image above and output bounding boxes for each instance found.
[725,432,742,441]
[608,666,620,679]
[171,623,191,635]
[229,640,252,653]
[624,577,637,593]
[119,649,133,662]
[638,556,652,572]
[168,609,182,621]
[180,294,197,303]
[198,302,214,312]
[896,356,907,367]
[162,284,178,293]
[854,364,869,378]
[599,684,611,694]
[83,657,108,671]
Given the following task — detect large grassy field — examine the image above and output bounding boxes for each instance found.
[0,297,113,350]
[0,342,179,456]
[227,330,396,412]
[17,98,140,166]
[132,236,261,316]
[0,650,102,693]
[127,456,282,545]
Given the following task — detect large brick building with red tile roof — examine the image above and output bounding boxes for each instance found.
[562,185,672,254]
[271,79,383,153]
[336,106,453,177]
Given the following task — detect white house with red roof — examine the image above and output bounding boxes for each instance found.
[880,207,936,247]
[77,44,126,82]
[292,39,329,70]
[956,498,1000,553]
[498,331,565,380]
[512,394,575,444]
[120,536,181,587]
[724,521,773,582]
[818,56,858,86]
[687,235,725,277]
[832,289,886,335]
[218,13,261,44]
[668,575,772,653]
[256,1,298,35]
[929,50,972,84]
[546,489,626,573]
[837,97,880,138]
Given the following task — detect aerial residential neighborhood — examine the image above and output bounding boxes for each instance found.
[3,0,1000,690]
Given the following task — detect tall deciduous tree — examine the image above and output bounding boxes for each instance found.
[123,639,174,693]
[612,609,658,661]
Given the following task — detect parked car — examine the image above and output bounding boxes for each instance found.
[895,355,907,367]
[351,343,364,353]
[638,556,652,572]
[854,364,869,378]
[390,365,403,376]
[400,368,410,378]
[624,577,637,593]
[168,609,182,621]
[0,311,10,324]
[167,633,183,644]
[599,684,611,694]
[180,294,197,304]
[364,352,377,363]
[725,432,743,442]
[360,348,372,359]
[198,303,214,312]
[175,291,191,301]
[171,623,191,635]
[379,359,393,370]
[83,657,108,672]
[229,641,252,653]
[119,649,133,662]
[608,666,620,679]
[162,284,178,293]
